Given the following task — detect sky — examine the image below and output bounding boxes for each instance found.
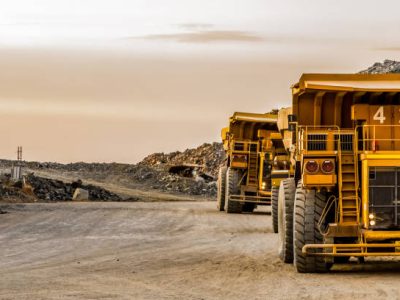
[1,0,400,163]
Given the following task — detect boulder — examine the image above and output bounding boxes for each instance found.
[72,188,89,201]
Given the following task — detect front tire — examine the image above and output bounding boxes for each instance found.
[225,168,242,214]
[271,185,279,233]
[293,181,330,273]
[278,178,295,263]
[217,166,227,211]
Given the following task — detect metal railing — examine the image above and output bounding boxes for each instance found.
[356,124,400,152]
[298,124,400,154]
[230,140,258,153]
[297,125,352,155]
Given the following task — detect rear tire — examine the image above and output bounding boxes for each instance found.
[293,181,331,273]
[242,203,255,213]
[278,178,295,263]
[271,185,279,233]
[217,166,227,211]
[225,168,243,214]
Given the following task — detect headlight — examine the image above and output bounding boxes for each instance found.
[305,160,319,174]
[370,220,376,226]
[369,213,375,220]
[262,182,266,189]
[321,160,335,174]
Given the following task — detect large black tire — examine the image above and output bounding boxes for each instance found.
[334,256,350,264]
[225,168,242,214]
[217,166,227,211]
[293,181,331,273]
[242,203,255,213]
[271,185,279,233]
[278,178,295,263]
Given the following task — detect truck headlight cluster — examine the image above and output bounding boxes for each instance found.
[305,160,319,173]
[369,213,376,226]
[304,159,335,174]
[321,160,335,174]
[262,182,266,190]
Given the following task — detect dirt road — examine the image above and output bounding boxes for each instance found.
[1,202,400,300]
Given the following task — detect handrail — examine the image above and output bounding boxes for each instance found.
[298,124,400,153]
[297,125,351,154]
[229,136,284,154]
[355,124,400,152]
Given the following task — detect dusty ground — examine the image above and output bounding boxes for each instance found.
[1,202,400,300]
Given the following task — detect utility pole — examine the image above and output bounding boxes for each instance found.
[17,146,22,163]
[11,146,23,180]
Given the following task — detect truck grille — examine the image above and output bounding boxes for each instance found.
[234,143,244,151]
[369,167,400,229]
[307,134,327,151]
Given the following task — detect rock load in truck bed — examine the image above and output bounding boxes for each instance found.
[360,60,400,74]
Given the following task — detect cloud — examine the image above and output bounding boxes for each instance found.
[133,31,356,46]
[137,30,264,44]
[176,23,214,30]
[373,47,400,51]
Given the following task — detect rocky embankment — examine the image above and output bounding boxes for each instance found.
[139,142,224,177]
[0,174,121,202]
[134,142,225,196]
[0,143,225,201]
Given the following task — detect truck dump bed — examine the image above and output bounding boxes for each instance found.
[225,112,278,142]
[292,73,400,128]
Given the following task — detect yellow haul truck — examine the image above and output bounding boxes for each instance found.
[217,112,289,213]
[278,73,400,273]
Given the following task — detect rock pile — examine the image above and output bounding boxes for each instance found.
[25,174,121,201]
[149,171,217,196]
[139,142,225,177]
[0,184,30,202]
[130,143,224,196]
[359,60,400,74]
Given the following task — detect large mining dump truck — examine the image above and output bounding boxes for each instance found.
[217,112,290,213]
[278,73,400,273]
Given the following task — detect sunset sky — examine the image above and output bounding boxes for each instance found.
[1,0,400,163]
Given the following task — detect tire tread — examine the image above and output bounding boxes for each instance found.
[293,181,330,273]
[225,168,242,213]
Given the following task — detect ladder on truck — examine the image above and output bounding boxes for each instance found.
[247,143,259,186]
[338,134,359,224]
